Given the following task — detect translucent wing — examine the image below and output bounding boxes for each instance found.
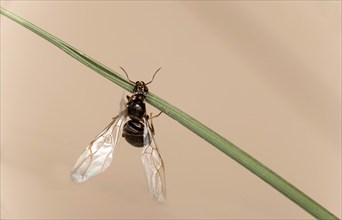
[71,110,126,183]
[141,118,166,202]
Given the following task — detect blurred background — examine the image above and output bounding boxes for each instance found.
[1,1,341,219]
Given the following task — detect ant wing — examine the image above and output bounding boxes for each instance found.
[141,118,166,202]
[71,109,127,183]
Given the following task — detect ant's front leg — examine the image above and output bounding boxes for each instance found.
[126,95,132,102]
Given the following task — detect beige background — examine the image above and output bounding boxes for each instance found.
[1,1,341,219]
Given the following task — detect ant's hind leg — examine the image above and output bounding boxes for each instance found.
[150,111,163,119]
[147,111,163,135]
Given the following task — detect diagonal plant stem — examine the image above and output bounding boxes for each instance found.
[1,7,339,220]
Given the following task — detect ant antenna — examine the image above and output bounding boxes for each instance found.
[119,66,135,84]
[146,67,162,85]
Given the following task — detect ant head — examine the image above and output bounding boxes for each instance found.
[119,66,162,90]
[133,81,149,95]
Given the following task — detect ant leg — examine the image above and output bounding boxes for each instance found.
[150,111,163,119]
[145,111,162,135]
[126,95,131,101]
[150,111,163,135]
[148,113,155,135]
[147,111,160,135]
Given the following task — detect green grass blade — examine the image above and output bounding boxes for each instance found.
[1,7,339,220]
